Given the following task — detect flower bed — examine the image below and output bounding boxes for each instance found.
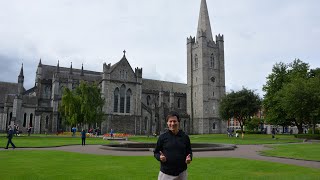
[103,133,132,138]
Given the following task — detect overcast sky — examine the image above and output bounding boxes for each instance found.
[0,0,319,97]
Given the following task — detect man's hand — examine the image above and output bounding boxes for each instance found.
[185,154,191,164]
[160,151,167,162]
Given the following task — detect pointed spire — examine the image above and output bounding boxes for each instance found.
[19,63,24,77]
[56,60,60,73]
[38,58,42,67]
[81,63,84,76]
[197,0,213,41]
[69,62,73,74]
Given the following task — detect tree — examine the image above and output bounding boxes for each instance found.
[59,81,105,128]
[277,78,319,133]
[263,59,320,134]
[219,88,261,137]
[263,62,291,128]
[245,117,261,132]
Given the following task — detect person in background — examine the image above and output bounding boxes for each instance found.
[271,128,276,139]
[110,128,114,139]
[81,129,86,146]
[27,126,32,136]
[5,126,16,149]
[154,111,192,180]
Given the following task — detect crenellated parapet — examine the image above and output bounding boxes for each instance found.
[216,34,224,42]
[135,67,142,78]
[187,36,195,44]
[103,62,111,73]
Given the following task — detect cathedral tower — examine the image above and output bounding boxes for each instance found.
[187,0,226,134]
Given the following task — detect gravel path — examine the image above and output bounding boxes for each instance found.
[2,143,320,169]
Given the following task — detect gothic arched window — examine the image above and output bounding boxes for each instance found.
[29,113,33,127]
[46,116,49,129]
[194,55,198,69]
[113,88,119,112]
[177,98,181,108]
[126,89,132,113]
[212,123,216,129]
[120,84,126,113]
[210,53,214,68]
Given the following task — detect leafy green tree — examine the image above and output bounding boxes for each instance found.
[245,117,261,132]
[59,81,105,128]
[263,59,320,134]
[219,88,261,137]
[263,62,291,128]
[59,88,82,127]
[277,78,319,133]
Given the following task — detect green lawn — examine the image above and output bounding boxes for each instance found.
[1,135,111,147]
[129,134,303,145]
[0,151,319,180]
[260,143,320,161]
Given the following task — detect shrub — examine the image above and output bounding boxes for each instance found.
[236,130,242,133]
[308,128,320,134]
[294,134,320,140]
[245,130,263,134]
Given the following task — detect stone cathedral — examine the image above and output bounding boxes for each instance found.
[0,0,226,135]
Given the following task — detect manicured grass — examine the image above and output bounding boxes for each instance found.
[0,151,319,180]
[1,135,111,147]
[129,134,302,145]
[260,143,320,161]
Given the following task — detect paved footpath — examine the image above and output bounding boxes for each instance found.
[2,143,320,169]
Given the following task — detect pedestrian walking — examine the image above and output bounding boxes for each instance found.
[5,126,16,149]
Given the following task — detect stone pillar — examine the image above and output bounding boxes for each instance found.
[52,112,58,133]
[2,107,8,130]
[0,113,3,131]
[169,91,174,110]
[34,115,41,134]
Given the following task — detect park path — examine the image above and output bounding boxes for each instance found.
[2,142,320,169]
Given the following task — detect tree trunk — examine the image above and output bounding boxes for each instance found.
[312,120,316,134]
[296,124,304,134]
[240,125,244,139]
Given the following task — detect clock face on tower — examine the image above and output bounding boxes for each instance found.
[210,77,215,83]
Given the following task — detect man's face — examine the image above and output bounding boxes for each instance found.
[167,116,179,132]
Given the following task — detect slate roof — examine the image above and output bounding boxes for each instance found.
[0,82,19,104]
[142,79,187,94]
[41,65,102,82]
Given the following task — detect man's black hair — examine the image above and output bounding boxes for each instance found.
[166,111,180,122]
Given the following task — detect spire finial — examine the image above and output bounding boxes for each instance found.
[69,62,73,74]
[81,63,84,76]
[196,0,213,41]
[123,50,126,56]
[56,60,60,73]
[19,63,24,77]
[38,58,42,67]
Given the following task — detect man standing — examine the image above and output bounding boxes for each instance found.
[154,111,192,180]
[5,126,16,149]
[81,129,86,146]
